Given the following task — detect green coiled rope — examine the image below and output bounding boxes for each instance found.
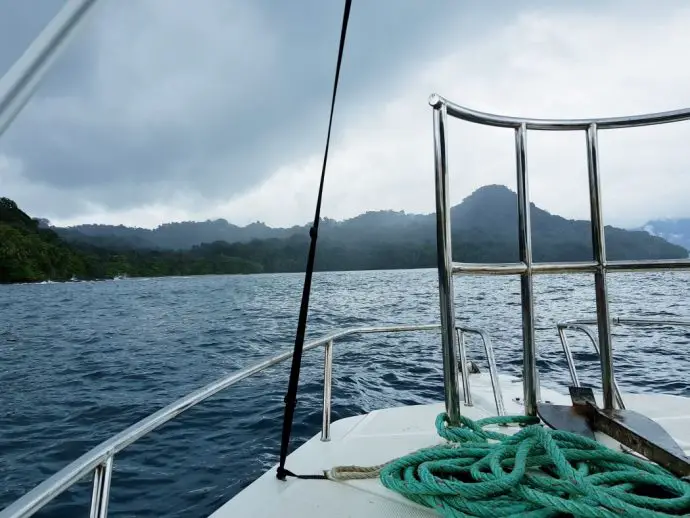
[378,413,690,517]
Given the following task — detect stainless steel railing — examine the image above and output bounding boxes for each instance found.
[456,326,505,416]
[0,322,503,518]
[429,93,690,419]
[557,316,690,409]
[0,0,99,138]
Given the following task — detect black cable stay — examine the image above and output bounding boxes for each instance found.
[276,0,353,481]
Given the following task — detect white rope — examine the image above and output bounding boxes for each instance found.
[325,462,390,481]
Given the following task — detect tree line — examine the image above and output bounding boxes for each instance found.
[1,187,687,284]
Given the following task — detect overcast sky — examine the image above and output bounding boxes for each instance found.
[1,0,690,229]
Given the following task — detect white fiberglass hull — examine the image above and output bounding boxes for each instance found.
[210,372,690,517]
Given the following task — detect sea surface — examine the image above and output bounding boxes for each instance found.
[1,269,689,517]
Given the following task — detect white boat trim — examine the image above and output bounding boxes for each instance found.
[211,372,690,517]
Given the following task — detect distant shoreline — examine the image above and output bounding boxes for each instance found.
[0,267,434,285]
[6,263,690,287]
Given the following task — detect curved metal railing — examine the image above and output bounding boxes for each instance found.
[430,92,690,421]
[0,323,503,518]
[556,317,690,409]
[428,94,690,130]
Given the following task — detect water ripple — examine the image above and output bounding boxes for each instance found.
[0,270,689,516]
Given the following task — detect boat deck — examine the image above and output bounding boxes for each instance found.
[210,373,690,517]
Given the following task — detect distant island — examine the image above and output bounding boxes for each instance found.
[1,185,687,284]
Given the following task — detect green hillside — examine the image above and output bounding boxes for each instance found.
[1,186,687,284]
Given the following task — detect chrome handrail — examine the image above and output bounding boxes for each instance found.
[456,327,505,416]
[0,322,503,518]
[430,92,690,418]
[429,94,690,130]
[557,322,626,409]
[453,259,690,275]
[556,317,690,409]
[0,0,99,139]
[562,317,690,327]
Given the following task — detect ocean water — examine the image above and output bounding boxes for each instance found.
[1,269,689,517]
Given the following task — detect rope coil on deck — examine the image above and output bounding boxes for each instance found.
[327,413,690,517]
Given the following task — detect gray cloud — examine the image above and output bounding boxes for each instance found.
[0,1,65,72]
[1,0,516,220]
[2,0,689,229]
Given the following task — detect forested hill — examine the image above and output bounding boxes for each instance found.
[1,185,687,283]
[53,184,687,261]
[0,198,264,283]
[0,198,90,283]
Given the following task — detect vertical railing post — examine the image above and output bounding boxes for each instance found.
[455,329,473,406]
[89,466,103,518]
[471,328,506,416]
[430,96,463,425]
[557,327,582,387]
[89,456,113,518]
[515,123,538,416]
[321,339,333,441]
[586,123,616,410]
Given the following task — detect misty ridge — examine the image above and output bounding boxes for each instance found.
[51,184,688,262]
[638,219,690,252]
[3,184,686,284]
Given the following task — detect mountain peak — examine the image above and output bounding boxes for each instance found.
[462,184,516,202]
[473,184,514,194]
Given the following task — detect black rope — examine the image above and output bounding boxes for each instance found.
[278,468,327,481]
[276,0,352,481]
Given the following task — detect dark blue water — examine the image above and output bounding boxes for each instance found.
[1,269,689,517]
